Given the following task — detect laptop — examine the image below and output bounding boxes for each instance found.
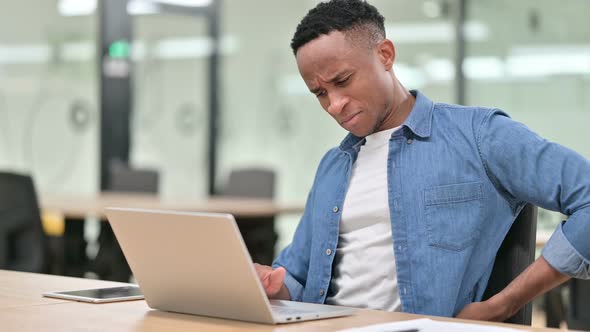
[105,207,357,324]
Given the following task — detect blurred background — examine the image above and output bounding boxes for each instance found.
[0,0,589,329]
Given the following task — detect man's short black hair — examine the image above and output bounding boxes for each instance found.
[291,0,385,55]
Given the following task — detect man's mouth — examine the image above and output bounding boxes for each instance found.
[341,112,361,125]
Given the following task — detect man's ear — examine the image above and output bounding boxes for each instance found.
[377,39,395,71]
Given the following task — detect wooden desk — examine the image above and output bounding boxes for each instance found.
[41,192,305,219]
[0,270,127,309]
[0,270,568,332]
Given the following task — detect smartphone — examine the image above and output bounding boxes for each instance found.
[43,285,144,303]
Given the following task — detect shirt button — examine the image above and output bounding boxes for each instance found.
[319,289,325,296]
[332,206,339,213]
[326,248,332,256]
[407,138,413,144]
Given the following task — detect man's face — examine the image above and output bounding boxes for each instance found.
[296,31,395,137]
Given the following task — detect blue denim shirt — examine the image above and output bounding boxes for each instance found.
[273,90,590,317]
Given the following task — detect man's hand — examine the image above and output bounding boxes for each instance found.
[456,295,511,321]
[254,263,291,300]
[457,256,570,322]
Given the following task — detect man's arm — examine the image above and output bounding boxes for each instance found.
[457,256,570,321]
[462,109,590,320]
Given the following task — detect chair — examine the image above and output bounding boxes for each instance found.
[567,279,590,330]
[223,168,275,198]
[0,172,47,273]
[94,161,159,281]
[483,203,538,325]
[107,160,159,193]
[221,168,277,265]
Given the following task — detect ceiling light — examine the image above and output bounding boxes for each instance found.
[385,21,489,44]
[0,44,51,64]
[58,0,96,16]
[153,0,212,7]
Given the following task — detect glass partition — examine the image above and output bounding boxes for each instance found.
[0,1,98,195]
[466,0,590,232]
[131,12,210,199]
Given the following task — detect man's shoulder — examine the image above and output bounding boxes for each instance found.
[433,102,497,115]
[431,102,509,126]
[313,144,350,175]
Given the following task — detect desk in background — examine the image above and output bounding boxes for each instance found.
[0,270,566,332]
[39,193,305,279]
[40,192,305,219]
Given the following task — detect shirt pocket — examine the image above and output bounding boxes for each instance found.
[423,182,483,251]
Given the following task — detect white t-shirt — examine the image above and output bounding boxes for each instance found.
[325,127,401,312]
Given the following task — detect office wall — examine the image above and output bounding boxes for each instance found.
[0,0,588,251]
[131,14,210,199]
[466,0,590,231]
[219,0,590,250]
[467,0,590,156]
[0,2,98,195]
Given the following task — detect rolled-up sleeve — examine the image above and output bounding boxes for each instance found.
[543,218,590,279]
[478,109,590,279]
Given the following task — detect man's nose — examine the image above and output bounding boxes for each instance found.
[327,92,348,116]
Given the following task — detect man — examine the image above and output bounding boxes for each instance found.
[255,0,590,321]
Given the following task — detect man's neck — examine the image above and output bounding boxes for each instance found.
[378,84,415,131]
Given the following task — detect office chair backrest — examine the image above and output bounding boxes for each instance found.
[222,168,275,199]
[107,161,159,193]
[0,171,46,272]
[483,203,537,325]
[221,168,276,265]
[567,279,590,330]
[96,162,158,281]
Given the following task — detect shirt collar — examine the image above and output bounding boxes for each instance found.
[402,90,434,139]
[339,90,434,153]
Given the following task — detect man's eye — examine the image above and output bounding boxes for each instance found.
[316,91,326,97]
[336,76,350,86]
